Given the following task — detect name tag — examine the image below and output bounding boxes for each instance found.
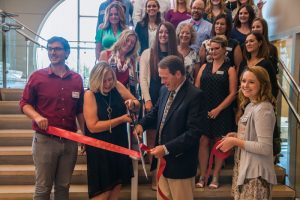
[216,71,224,75]
[72,91,80,99]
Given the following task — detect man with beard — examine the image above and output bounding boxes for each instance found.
[178,0,212,53]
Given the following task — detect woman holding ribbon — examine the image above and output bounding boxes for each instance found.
[84,61,140,200]
[217,66,277,199]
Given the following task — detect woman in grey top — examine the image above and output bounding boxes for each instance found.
[217,66,277,200]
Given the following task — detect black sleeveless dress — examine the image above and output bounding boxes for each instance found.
[85,88,133,198]
[200,62,235,138]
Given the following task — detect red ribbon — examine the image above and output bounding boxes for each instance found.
[205,139,233,184]
[157,158,169,200]
[139,143,169,200]
[47,126,141,159]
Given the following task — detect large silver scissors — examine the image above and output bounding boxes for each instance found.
[128,109,148,179]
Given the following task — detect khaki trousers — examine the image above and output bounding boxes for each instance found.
[157,174,195,200]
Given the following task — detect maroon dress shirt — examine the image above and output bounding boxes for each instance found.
[20,66,84,133]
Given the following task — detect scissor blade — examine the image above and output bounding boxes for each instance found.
[136,135,148,179]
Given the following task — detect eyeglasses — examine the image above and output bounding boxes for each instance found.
[47,47,64,52]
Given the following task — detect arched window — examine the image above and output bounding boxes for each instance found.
[36,0,105,86]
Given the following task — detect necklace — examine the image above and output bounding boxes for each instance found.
[103,92,112,133]
[148,24,157,31]
[178,46,190,57]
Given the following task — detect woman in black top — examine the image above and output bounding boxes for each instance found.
[200,14,242,69]
[135,0,162,55]
[239,32,278,98]
[231,5,255,45]
[252,17,279,74]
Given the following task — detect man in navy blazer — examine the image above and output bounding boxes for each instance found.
[135,55,207,200]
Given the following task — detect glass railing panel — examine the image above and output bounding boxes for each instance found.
[277,58,300,196]
[273,36,293,74]
[4,29,27,88]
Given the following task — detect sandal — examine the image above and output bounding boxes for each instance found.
[208,176,219,189]
[196,176,205,188]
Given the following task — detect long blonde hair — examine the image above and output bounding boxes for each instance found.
[110,29,140,59]
[239,66,276,110]
[205,0,227,20]
[89,61,117,95]
[174,0,191,12]
[101,2,127,30]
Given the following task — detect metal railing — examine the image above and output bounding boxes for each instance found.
[0,10,46,88]
[0,10,96,89]
[277,59,300,197]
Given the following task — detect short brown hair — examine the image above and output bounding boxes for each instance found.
[176,23,196,45]
[158,55,185,75]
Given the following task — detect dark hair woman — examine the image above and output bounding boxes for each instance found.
[252,17,279,74]
[200,13,243,69]
[135,0,162,56]
[231,4,255,45]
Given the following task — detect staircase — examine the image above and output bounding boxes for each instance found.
[0,88,296,200]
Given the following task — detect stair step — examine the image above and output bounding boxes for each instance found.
[0,101,21,114]
[0,163,286,185]
[0,129,34,146]
[0,114,32,129]
[0,146,86,164]
[0,88,23,101]
[0,184,294,200]
[0,164,87,185]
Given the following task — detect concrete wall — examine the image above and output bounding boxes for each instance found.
[0,0,60,32]
[263,0,300,38]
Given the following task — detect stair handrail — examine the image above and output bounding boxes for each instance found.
[1,10,48,42]
[279,58,300,93]
[15,29,46,48]
[277,60,300,123]
[278,83,300,123]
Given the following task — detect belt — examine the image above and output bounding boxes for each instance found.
[36,132,67,142]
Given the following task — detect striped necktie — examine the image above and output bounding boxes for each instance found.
[158,91,175,144]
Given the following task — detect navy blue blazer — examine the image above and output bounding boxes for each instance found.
[139,80,208,179]
[135,22,149,56]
